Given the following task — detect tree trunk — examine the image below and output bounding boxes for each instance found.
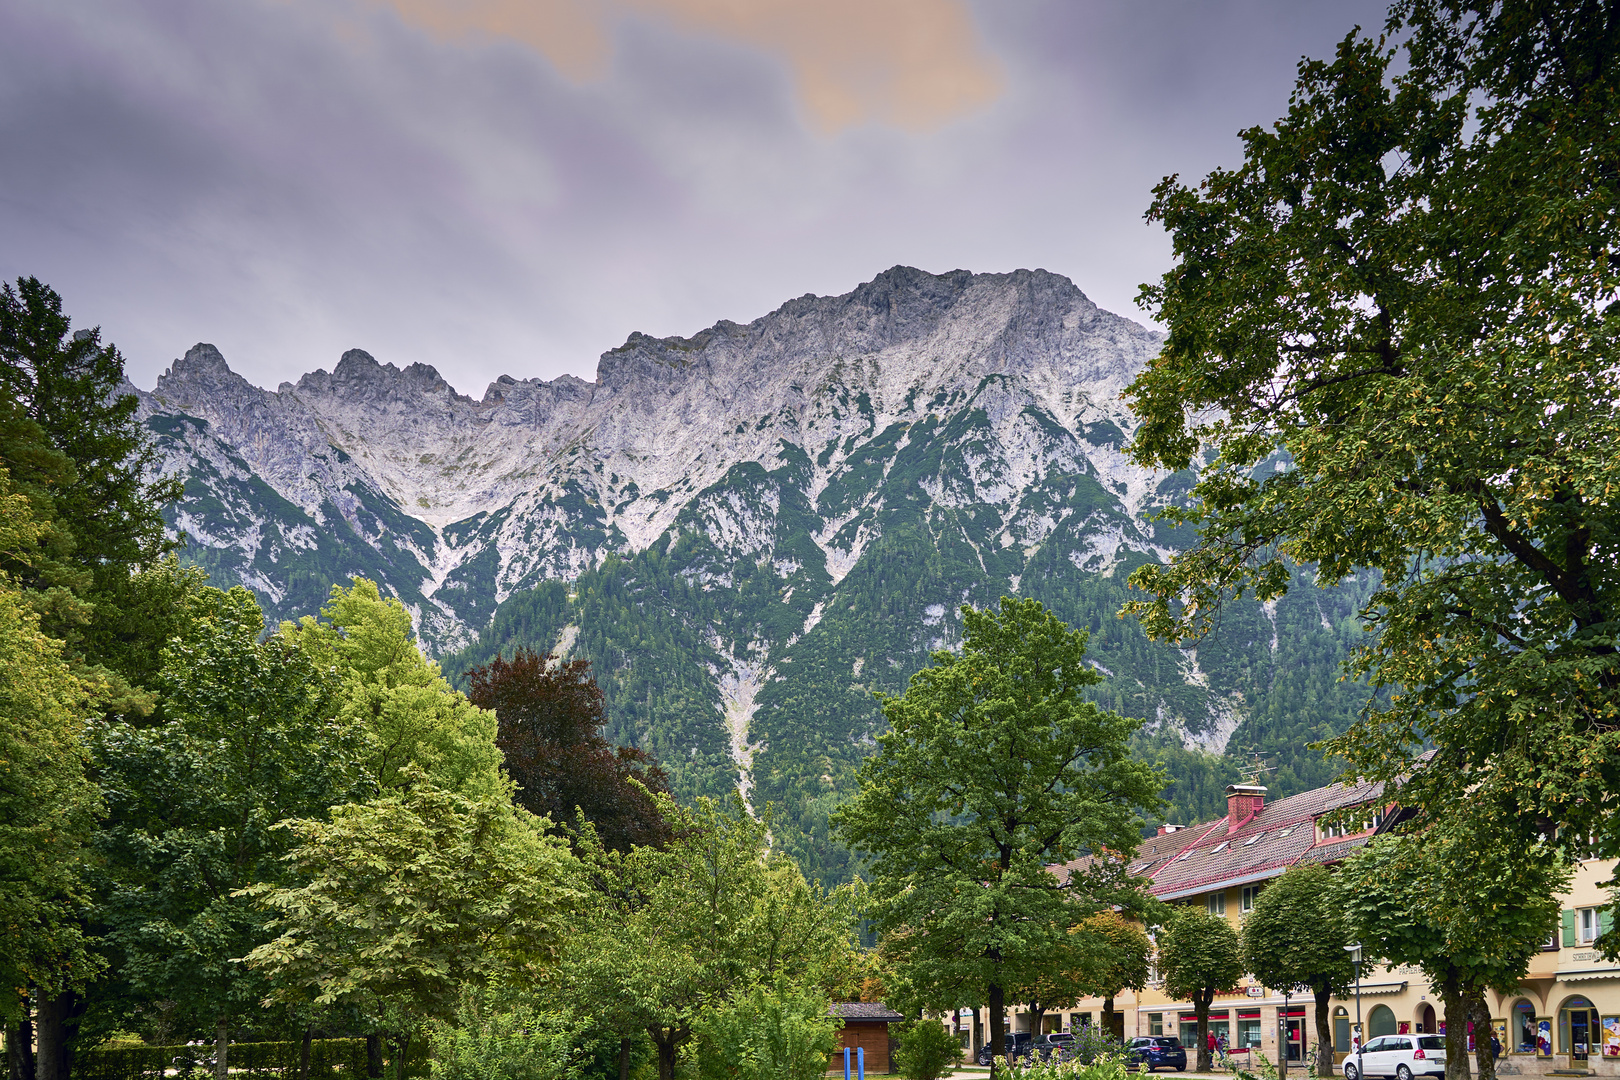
[34,991,80,1080]
[214,1017,229,1080]
[1195,995,1212,1072]
[7,1000,37,1080]
[297,1026,312,1080]
[647,1026,683,1080]
[617,1038,630,1080]
[366,1035,384,1080]
[1029,1002,1046,1040]
[1440,972,1471,1080]
[1468,991,1495,1080]
[1315,986,1336,1077]
[391,1034,409,1080]
[988,983,1007,1076]
[1102,996,1116,1041]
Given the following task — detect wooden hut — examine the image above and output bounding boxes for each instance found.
[829,1003,904,1074]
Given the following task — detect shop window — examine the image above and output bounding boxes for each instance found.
[1073,1013,1091,1030]
[1208,892,1226,916]
[1238,1015,1263,1049]
[1370,1005,1397,1038]
[1149,1013,1164,1037]
[1513,1001,1537,1054]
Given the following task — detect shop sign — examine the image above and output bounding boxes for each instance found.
[1247,987,1263,997]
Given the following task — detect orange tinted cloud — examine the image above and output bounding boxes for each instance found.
[366,0,1002,131]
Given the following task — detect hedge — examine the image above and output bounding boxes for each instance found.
[74,1039,428,1080]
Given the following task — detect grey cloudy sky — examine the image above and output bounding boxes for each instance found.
[0,0,1389,396]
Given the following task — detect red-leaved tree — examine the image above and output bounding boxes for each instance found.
[467,651,671,851]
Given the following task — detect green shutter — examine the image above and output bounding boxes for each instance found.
[1562,909,1577,947]
[1601,909,1614,937]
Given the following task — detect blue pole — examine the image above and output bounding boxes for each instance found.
[844,1046,850,1080]
[857,1046,865,1080]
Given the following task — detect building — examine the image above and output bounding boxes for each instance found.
[830,1002,903,1074]
[963,781,1620,1077]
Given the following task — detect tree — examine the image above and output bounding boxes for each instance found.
[240,773,581,1080]
[287,580,503,798]
[0,276,181,710]
[1336,805,1567,1080]
[691,984,842,1080]
[1119,2,1620,874]
[560,795,856,1080]
[0,471,100,1080]
[831,597,1162,1072]
[1156,908,1242,1072]
[91,586,362,1078]
[1073,911,1152,1040]
[891,1019,965,1080]
[1240,867,1354,1076]
[465,650,670,852]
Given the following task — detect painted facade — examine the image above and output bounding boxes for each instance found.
[958,783,1620,1077]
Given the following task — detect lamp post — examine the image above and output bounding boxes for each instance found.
[1345,944,1364,1080]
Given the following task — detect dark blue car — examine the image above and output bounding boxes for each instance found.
[1127,1036,1188,1071]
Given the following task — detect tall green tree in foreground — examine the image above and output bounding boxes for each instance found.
[1240,867,1354,1076]
[91,585,360,1077]
[0,473,100,1077]
[559,795,854,1080]
[832,597,1162,1072]
[1156,909,1242,1073]
[1121,1,1620,868]
[241,773,580,1079]
[1337,806,1567,1080]
[0,276,181,712]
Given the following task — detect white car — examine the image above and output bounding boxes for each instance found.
[1345,1034,1447,1080]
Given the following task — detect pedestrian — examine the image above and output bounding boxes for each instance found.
[1491,1032,1502,1061]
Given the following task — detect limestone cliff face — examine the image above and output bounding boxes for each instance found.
[139,265,1371,857]
[142,266,1166,651]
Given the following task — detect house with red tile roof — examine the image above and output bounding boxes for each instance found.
[956,780,1620,1078]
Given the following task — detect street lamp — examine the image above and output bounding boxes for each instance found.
[1345,944,1364,1080]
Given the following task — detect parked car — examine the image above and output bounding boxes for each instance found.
[1344,1034,1447,1080]
[976,1032,1037,1065]
[1126,1036,1188,1072]
[1034,1033,1075,1060]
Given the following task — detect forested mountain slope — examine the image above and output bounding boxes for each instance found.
[136,266,1374,883]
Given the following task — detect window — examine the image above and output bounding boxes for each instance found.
[1241,886,1260,913]
[1244,832,1263,845]
[1237,1016,1262,1049]
[1369,1005,1397,1038]
[1580,907,1600,944]
[1207,892,1226,916]
[1210,841,1229,854]
[1149,1013,1164,1037]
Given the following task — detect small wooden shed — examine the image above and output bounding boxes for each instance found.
[830,1002,904,1074]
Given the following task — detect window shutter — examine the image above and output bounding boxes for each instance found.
[1563,909,1577,947]
[1601,909,1614,937]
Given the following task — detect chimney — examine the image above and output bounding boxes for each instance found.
[1225,784,1266,832]
[1157,824,1182,836]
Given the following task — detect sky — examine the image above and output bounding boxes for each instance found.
[0,0,1390,396]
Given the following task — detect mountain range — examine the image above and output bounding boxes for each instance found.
[133,265,1374,883]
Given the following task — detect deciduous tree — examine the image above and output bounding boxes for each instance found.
[0,472,100,1078]
[1240,866,1354,1075]
[1120,0,1620,876]
[1156,908,1242,1072]
[560,795,856,1080]
[1336,805,1566,1080]
[831,597,1162,1072]
[287,580,503,798]
[92,586,361,1078]
[466,650,670,851]
[1073,911,1152,1040]
[241,773,580,1079]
